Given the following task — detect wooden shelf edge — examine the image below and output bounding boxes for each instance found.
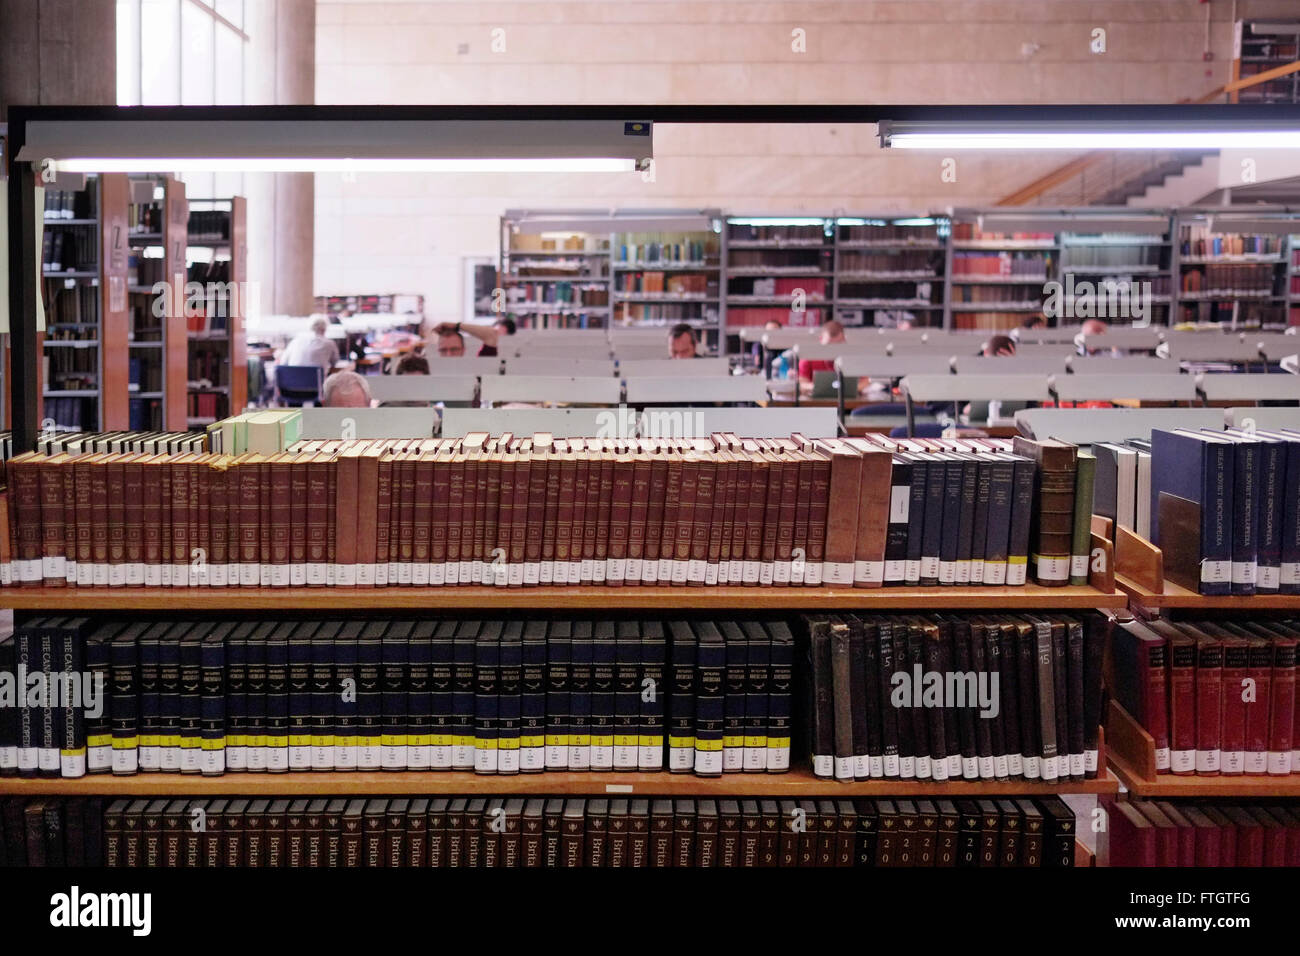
[1075,838,1097,868]
[0,584,1129,611]
[1108,752,1300,797]
[1116,575,1300,610]
[0,768,1120,798]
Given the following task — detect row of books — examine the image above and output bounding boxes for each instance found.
[1106,799,1300,867]
[0,616,793,779]
[313,294,424,316]
[509,235,605,253]
[504,283,609,306]
[1060,244,1165,269]
[612,272,712,295]
[43,186,96,221]
[728,224,826,244]
[744,277,827,298]
[726,307,826,328]
[952,286,1042,305]
[4,793,1079,869]
[128,398,161,433]
[187,210,230,242]
[187,392,222,421]
[128,199,162,234]
[1150,426,1300,595]
[614,304,717,324]
[727,250,831,271]
[1113,615,1300,776]
[839,224,942,246]
[44,347,98,391]
[35,431,207,456]
[1093,441,1149,540]
[805,612,1106,784]
[615,240,714,265]
[40,397,95,432]
[1177,227,1283,259]
[5,432,1084,589]
[839,250,940,274]
[952,226,1053,243]
[1181,263,1277,296]
[952,312,1034,332]
[42,226,98,274]
[129,254,166,287]
[951,251,1050,280]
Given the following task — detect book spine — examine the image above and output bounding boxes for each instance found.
[1195,639,1224,775]
[1069,456,1095,586]
[1169,641,1196,774]
[1200,441,1234,597]
[1231,441,1258,595]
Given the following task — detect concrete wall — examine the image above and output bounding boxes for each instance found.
[0,0,116,115]
[314,0,1300,324]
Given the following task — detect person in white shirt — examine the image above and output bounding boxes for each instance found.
[281,317,341,373]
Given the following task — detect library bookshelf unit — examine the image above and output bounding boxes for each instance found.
[0,583,1124,804]
[1174,208,1293,331]
[499,210,614,332]
[186,196,248,429]
[723,216,834,335]
[1231,18,1300,105]
[125,175,189,432]
[834,214,949,330]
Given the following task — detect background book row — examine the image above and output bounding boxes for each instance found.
[807,613,1107,786]
[1104,798,1300,867]
[5,433,1081,590]
[1112,615,1300,777]
[3,794,1080,870]
[0,616,794,779]
[1151,426,1300,596]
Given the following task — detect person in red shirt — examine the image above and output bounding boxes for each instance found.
[797,318,846,383]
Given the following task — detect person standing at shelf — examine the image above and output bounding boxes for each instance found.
[280,317,341,373]
[432,317,516,357]
[668,322,699,359]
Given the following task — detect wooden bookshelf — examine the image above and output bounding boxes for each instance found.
[186,196,247,428]
[0,766,1120,798]
[0,584,1127,611]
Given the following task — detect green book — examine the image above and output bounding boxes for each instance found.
[1069,451,1096,586]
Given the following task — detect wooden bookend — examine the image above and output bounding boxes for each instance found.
[1087,530,1115,594]
[1156,492,1200,594]
[1090,513,1114,541]
[1074,840,1097,868]
[1114,525,1163,594]
[1106,699,1158,782]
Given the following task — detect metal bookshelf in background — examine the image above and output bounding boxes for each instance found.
[186,195,248,429]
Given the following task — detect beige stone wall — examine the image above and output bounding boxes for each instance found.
[315,0,1300,322]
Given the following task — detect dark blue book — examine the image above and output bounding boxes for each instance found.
[109,623,146,776]
[638,621,666,771]
[1214,431,1263,595]
[1257,429,1300,595]
[766,620,794,774]
[568,621,594,771]
[14,620,41,777]
[903,454,928,585]
[179,623,211,774]
[428,621,456,770]
[34,617,61,779]
[355,620,386,771]
[54,617,93,779]
[333,621,362,770]
[223,621,254,772]
[1006,455,1036,588]
[381,620,412,771]
[156,625,183,772]
[83,622,123,776]
[591,621,616,770]
[520,621,547,772]
[136,622,169,773]
[243,622,271,772]
[741,621,770,773]
[0,633,18,777]
[407,620,434,771]
[666,620,696,773]
[544,620,571,771]
[264,622,292,772]
[613,621,641,771]
[288,621,317,771]
[497,621,523,775]
[692,621,725,778]
[310,621,341,771]
[938,455,964,585]
[720,621,747,772]
[884,455,911,586]
[200,625,229,776]
[956,455,979,585]
[473,620,501,774]
[451,620,479,770]
[1150,429,1234,596]
[919,453,946,585]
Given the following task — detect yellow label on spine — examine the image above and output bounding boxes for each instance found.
[358,735,380,746]
[60,746,87,758]
[696,739,723,752]
[639,735,664,748]
[289,735,312,746]
[334,735,357,746]
[180,738,200,749]
[266,736,288,747]
[591,735,613,747]
[409,734,432,746]
[112,737,139,750]
[571,734,591,747]
[475,738,499,750]
[545,734,569,747]
[723,735,743,748]
[744,735,767,747]
[1008,555,1028,565]
[521,735,544,748]
[201,739,224,751]
[431,734,453,747]
[767,736,791,749]
[160,735,180,749]
[140,734,160,747]
[668,736,694,748]
[452,734,474,748]
[499,737,519,750]
[614,734,638,746]
[87,734,111,747]
[225,734,244,747]
[381,734,408,747]
[311,735,335,748]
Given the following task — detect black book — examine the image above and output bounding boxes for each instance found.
[544,620,570,771]
[568,620,593,771]
[739,621,770,773]
[355,620,386,771]
[265,798,289,868]
[264,622,292,773]
[876,620,900,778]
[921,621,950,781]
[381,619,412,771]
[650,799,674,868]
[590,621,616,770]
[136,621,168,774]
[949,617,979,780]
[997,798,1022,867]
[84,796,104,867]
[52,618,92,779]
[884,455,911,586]
[904,622,931,779]
[223,621,253,772]
[919,453,946,586]
[407,621,434,771]
[1081,612,1108,779]
[666,620,696,773]
[1038,796,1076,868]
[693,621,725,778]
[520,621,547,773]
[429,621,456,771]
[286,798,309,867]
[202,798,226,868]
[406,798,428,868]
[200,626,228,776]
[309,621,340,772]
[543,798,564,868]
[43,799,66,867]
[938,454,964,585]
[766,621,794,774]
[903,454,927,586]
[178,623,209,775]
[306,798,328,868]
[955,455,979,585]
[982,456,1015,585]
[806,616,834,779]
[936,618,961,781]
[1006,455,1036,587]
[1015,619,1041,780]
[969,455,994,584]
[5,797,29,865]
[1018,798,1045,868]
[1063,616,1086,781]
[28,619,58,779]
[613,621,641,771]
[639,620,666,772]
[333,621,362,771]
[874,800,898,867]
[288,621,317,772]
[829,619,855,781]
[797,799,819,867]
[890,620,915,779]
[0,634,20,776]
[758,799,781,867]
[244,799,268,868]
[895,799,918,866]
[110,622,145,776]
[719,622,748,774]
[696,799,719,868]
[1033,619,1060,783]
[473,620,502,774]
[843,617,870,781]
[833,800,856,867]
[223,798,249,868]
[497,621,523,775]
[955,800,981,867]
[243,622,270,773]
[986,620,1014,780]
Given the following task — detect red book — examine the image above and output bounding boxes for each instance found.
[1104,800,1155,867]
[1167,632,1198,775]
[1268,637,1297,775]
[1154,801,1197,866]
[1132,802,1179,866]
[1115,621,1170,772]
[1219,637,1249,774]
[1194,634,1224,775]
[1245,637,1273,773]
[1250,807,1288,866]
[1226,807,1264,866]
[1201,807,1238,866]
[1181,807,1221,867]
[1263,806,1300,866]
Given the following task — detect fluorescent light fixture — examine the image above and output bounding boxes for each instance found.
[1205,215,1300,235]
[52,157,640,173]
[727,217,827,226]
[891,217,938,227]
[879,119,1300,149]
[979,213,1169,234]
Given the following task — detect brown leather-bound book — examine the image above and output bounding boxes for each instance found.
[678,451,703,585]
[118,799,146,868]
[592,441,613,584]
[201,798,225,868]
[772,444,798,587]
[431,445,453,584]
[607,449,634,587]
[232,454,259,586]
[35,454,68,587]
[105,454,130,586]
[383,797,408,867]
[262,455,289,588]
[561,798,586,868]
[339,798,364,867]
[304,453,330,587]
[427,798,449,868]
[542,797,563,868]
[353,442,381,587]
[704,453,727,585]
[165,453,190,586]
[716,799,741,867]
[573,442,594,583]
[796,799,818,867]
[777,799,798,866]
[511,445,532,587]
[120,454,145,586]
[524,438,548,586]
[286,452,308,587]
[626,449,651,586]
[258,455,275,587]
[7,454,40,586]
[788,445,815,587]
[693,799,718,867]
[406,449,430,585]
[847,441,894,589]
[658,448,682,586]
[204,457,227,588]
[640,442,664,586]
[521,799,544,868]
[403,798,427,867]
[222,797,248,867]
[286,798,308,867]
[103,798,128,867]
[817,441,861,588]
[648,798,673,866]
[801,447,830,587]
[481,445,504,586]
[492,447,514,586]
[466,439,489,584]
[738,443,764,587]
[243,798,268,867]
[1011,437,1077,587]
[672,798,696,867]
[464,797,487,867]
[139,456,163,586]
[161,798,185,867]
[553,441,576,584]
[364,798,389,865]
[71,454,99,585]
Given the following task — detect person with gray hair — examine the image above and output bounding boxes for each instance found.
[281,316,341,373]
[321,370,373,408]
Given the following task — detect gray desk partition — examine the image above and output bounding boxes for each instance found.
[1196,372,1300,402]
[1048,373,1199,403]
[618,358,730,378]
[901,374,1053,403]
[637,406,839,438]
[834,354,955,378]
[480,375,623,405]
[367,374,477,404]
[1014,407,1224,445]
[503,358,617,377]
[1065,356,1181,375]
[951,356,1068,375]
[626,376,768,404]
[1224,407,1300,429]
[299,406,440,440]
[440,407,607,438]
